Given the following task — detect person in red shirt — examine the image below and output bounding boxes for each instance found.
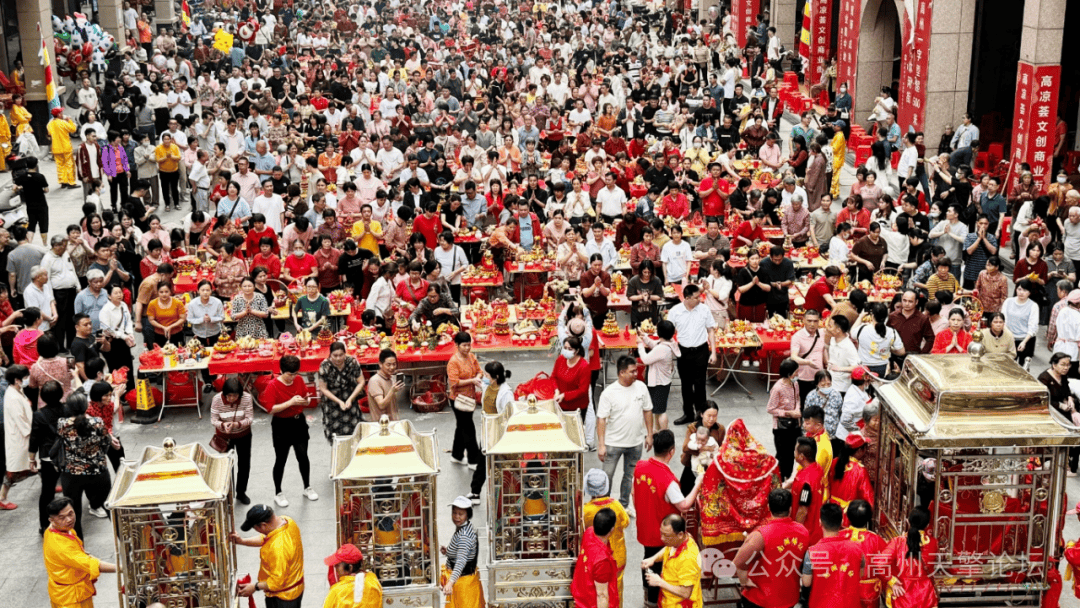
[733,488,810,608]
[248,237,282,280]
[792,436,826,545]
[879,507,938,608]
[627,133,647,159]
[245,214,280,256]
[837,195,872,238]
[313,234,342,292]
[140,239,172,279]
[804,266,842,313]
[828,433,875,519]
[659,183,690,220]
[411,201,442,249]
[733,211,767,247]
[263,355,318,507]
[839,500,888,608]
[698,163,729,219]
[283,240,318,285]
[552,333,592,413]
[632,430,701,607]
[571,508,620,608]
[801,503,864,608]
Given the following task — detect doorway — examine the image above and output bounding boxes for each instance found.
[967,0,1024,148]
[855,0,902,122]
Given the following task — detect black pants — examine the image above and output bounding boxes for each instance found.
[102,338,136,391]
[797,378,816,409]
[160,170,180,209]
[52,287,77,351]
[271,415,311,494]
[265,595,303,608]
[774,426,802,480]
[451,402,482,464]
[470,458,486,496]
[61,469,111,540]
[449,283,462,304]
[1015,338,1036,368]
[108,173,129,211]
[227,432,252,495]
[643,545,665,604]
[107,442,125,472]
[676,343,710,419]
[37,460,60,534]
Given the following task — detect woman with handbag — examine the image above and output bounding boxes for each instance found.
[1039,353,1079,476]
[766,358,802,479]
[317,341,367,442]
[637,320,680,432]
[447,332,483,498]
[86,382,124,472]
[210,378,254,504]
[54,388,111,540]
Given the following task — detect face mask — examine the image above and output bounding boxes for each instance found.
[929,211,939,219]
[562,348,576,359]
[481,375,491,391]
[294,250,305,258]
[21,377,30,388]
[693,142,701,148]
[839,88,847,94]
[1060,176,1068,184]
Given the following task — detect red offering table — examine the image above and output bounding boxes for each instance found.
[462,272,504,287]
[174,272,215,294]
[752,324,793,389]
[597,331,638,350]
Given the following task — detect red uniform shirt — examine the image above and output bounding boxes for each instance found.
[734,220,765,246]
[828,458,875,516]
[805,536,864,608]
[794,462,826,545]
[632,458,680,547]
[264,376,309,418]
[742,517,809,608]
[880,533,938,608]
[412,213,442,248]
[570,528,618,608]
[249,252,282,280]
[698,176,727,217]
[838,527,887,608]
[283,253,318,283]
[804,277,834,314]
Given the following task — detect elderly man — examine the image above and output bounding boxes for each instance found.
[889,289,935,355]
[41,234,80,349]
[779,176,808,208]
[43,497,118,608]
[692,219,730,278]
[641,514,703,608]
[1060,201,1080,272]
[73,269,110,333]
[782,194,811,247]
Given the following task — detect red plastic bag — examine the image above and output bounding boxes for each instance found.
[514,371,556,400]
[165,372,196,402]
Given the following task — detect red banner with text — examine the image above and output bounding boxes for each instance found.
[836,0,860,108]
[897,0,933,132]
[807,0,833,88]
[733,0,756,48]
[1010,62,1061,192]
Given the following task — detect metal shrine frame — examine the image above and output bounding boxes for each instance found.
[330,415,441,608]
[483,395,586,608]
[105,438,237,608]
[874,353,1080,607]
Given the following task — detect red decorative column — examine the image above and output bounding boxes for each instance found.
[807,0,833,89]
[896,0,933,133]
[835,0,860,108]
[1009,63,1061,191]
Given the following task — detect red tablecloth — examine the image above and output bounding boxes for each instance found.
[175,272,215,293]
[504,261,556,273]
[598,333,638,350]
[462,272,504,287]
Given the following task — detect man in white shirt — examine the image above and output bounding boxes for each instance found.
[779,177,809,208]
[123,2,139,33]
[41,235,80,349]
[766,27,781,61]
[252,180,286,233]
[567,99,592,134]
[666,284,717,424]
[661,225,693,284]
[378,88,401,118]
[896,132,919,182]
[76,78,99,123]
[168,79,194,122]
[188,149,211,214]
[376,138,405,183]
[585,223,619,272]
[597,356,654,507]
[547,73,570,106]
[595,173,627,222]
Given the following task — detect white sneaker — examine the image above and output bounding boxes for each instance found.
[626,504,636,518]
[274,493,290,508]
[87,507,108,519]
[450,456,468,466]
[303,487,319,501]
[467,463,478,471]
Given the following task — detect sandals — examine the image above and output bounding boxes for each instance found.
[0,502,17,510]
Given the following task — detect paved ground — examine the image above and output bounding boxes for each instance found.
[1,109,1077,607]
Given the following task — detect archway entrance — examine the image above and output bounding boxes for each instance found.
[855,0,901,122]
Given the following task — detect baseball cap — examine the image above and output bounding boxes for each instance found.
[851,367,870,381]
[239,504,274,532]
[844,432,866,449]
[324,543,364,566]
[450,496,472,509]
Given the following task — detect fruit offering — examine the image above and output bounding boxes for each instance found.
[639,318,657,336]
[612,272,626,294]
[317,327,334,345]
[494,311,511,335]
[601,312,620,336]
[327,290,354,311]
[763,314,802,339]
[663,285,677,298]
[213,334,236,353]
[874,273,903,290]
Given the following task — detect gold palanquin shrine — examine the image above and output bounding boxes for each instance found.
[874,353,1080,607]
[483,395,586,608]
[105,438,237,608]
[330,415,441,608]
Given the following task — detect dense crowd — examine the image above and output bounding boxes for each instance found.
[4,0,1079,607]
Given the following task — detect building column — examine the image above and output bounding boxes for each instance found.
[155,0,176,30]
[1007,0,1065,190]
[17,0,54,144]
[920,0,977,155]
[97,0,126,44]
[771,0,797,57]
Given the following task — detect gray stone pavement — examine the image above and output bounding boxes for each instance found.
[1,114,1077,607]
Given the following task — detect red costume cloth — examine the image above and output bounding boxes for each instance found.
[698,419,780,545]
[805,536,864,608]
[838,527,887,608]
[633,458,680,547]
[880,533,939,608]
[793,461,826,545]
[741,517,809,608]
[931,328,971,354]
[570,527,619,608]
[827,458,875,515]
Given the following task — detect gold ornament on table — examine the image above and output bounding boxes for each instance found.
[601,312,620,336]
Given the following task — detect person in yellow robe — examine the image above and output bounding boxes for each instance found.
[11,95,31,136]
[323,544,383,608]
[0,104,12,171]
[47,108,78,187]
[830,123,847,198]
[583,468,630,606]
[43,497,117,608]
[231,504,305,604]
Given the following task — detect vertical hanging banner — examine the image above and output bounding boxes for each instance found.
[836,0,860,106]
[1011,63,1061,192]
[733,0,756,48]
[807,0,833,88]
[798,0,812,78]
[1009,62,1034,190]
[897,0,933,132]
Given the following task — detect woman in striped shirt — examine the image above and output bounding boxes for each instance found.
[441,496,483,608]
[210,378,254,505]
